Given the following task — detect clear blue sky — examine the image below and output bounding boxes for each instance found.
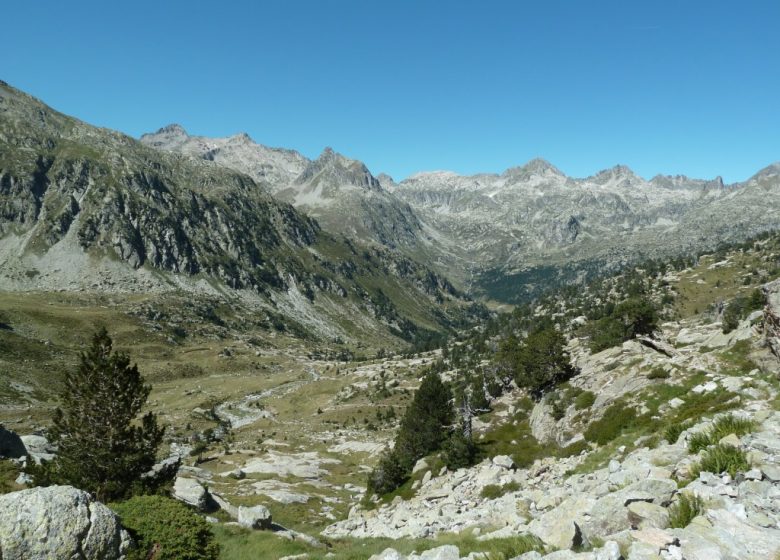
[3,1,779,183]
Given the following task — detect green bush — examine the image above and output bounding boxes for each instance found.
[584,402,638,445]
[690,444,750,478]
[647,366,670,380]
[111,495,219,560]
[367,451,407,496]
[574,390,596,410]
[442,431,478,470]
[480,481,521,500]
[687,414,756,453]
[664,420,693,444]
[668,492,705,528]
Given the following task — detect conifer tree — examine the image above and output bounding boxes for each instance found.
[34,328,164,501]
[393,371,453,470]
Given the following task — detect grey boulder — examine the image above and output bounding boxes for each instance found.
[0,485,131,559]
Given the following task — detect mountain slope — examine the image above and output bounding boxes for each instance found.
[141,127,434,252]
[0,81,470,343]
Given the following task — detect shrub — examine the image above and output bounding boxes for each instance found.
[112,495,219,560]
[668,492,705,528]
[547,392,567,420]
[480,481,521,500]
[366,451,406,496]
[690,444,750,478]
[647,366,670,380]
[687,414,756,453]
[664,420,693,444]
[574,390,596,410]
[588,296,659,352]
[442,431,478,470]
[584,402,638,445]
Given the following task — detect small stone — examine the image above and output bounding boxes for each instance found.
[15,472,33,485]
[718,433,741,447]
[422,470,432,485]
[412,458,429,474]
[627,501,670,530]
[608,459,621,473]
[492,455,515,470]
[173,477,212,511]
[744,468,762,481]
[759,463,780,482]
[669,398,685,409]
[631,527,677,551]
[595,541,622,560]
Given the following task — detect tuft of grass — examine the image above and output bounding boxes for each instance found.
[668,492,705,528]
[689,444,750,478]
[584,402,642,445]
[687,432,711,453]
[687,414,756,453]
[481,481,521,500]
[574,390,596,410]
[664,420,694,444]
[647,366,670,380]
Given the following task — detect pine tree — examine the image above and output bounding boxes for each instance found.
[34,328,164,501]
[513,327,576,400]
[393,371,453,470]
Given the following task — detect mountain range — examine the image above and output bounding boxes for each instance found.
[141,123,780,302]
[2,79,780,315]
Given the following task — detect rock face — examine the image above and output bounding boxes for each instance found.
[0,485,131,559]
[764,278,780,360]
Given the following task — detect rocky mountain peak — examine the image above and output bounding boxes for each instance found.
[295,147,381,191]
[139,123,190,148]
[229,131,254,144]
[590,164,641,186]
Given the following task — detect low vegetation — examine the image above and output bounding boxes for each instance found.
[112,495,219,560]
[687,414,756,453]
[689,444,750,479]
[668,492,706,528]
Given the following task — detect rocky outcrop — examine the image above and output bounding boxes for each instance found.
[764,278,780,359]
[0,485,131,559]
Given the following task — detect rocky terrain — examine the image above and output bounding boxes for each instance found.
[3,246,780,559]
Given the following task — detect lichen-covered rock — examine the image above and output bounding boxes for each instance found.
[0,485,131,559]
